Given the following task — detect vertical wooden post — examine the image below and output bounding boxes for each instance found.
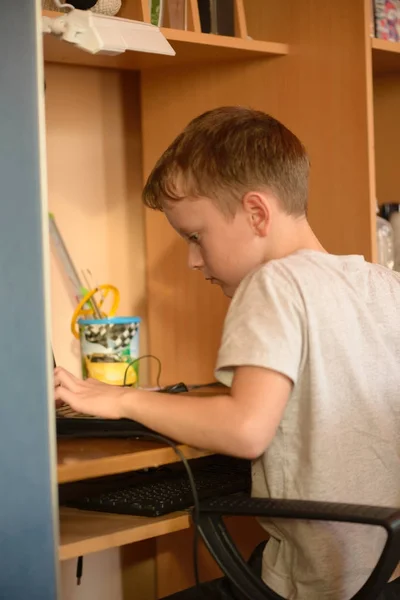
[188,0,202,32]
[234,0,248,38]
[141,0,152,23]
[121,540,156,600]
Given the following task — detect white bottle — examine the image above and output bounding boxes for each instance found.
[376,205,394,269]
[388,210,400,272]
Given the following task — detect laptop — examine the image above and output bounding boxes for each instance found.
[54,350,221,439]
[54,351,156,439]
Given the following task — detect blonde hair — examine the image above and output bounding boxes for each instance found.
[142,106,310,216]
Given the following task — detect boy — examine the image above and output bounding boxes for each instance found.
[55,107,400,599]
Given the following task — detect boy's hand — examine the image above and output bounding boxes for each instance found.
[54,367,128,420]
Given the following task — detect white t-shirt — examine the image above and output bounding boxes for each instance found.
[215,250,400,600]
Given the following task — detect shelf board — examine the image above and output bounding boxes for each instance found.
[59,507,190,559]
[58,438,210,484]
[42,11,288,70]
[372,38,400,75]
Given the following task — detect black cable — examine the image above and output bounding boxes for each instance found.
[76,555,83,585]
[120,365,225,592]
[130,430,203,592]
[188,381,224,390]
[123,354,162,388]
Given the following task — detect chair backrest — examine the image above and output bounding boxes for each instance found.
[197,496,400,600]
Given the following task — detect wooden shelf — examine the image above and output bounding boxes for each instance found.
[59,507,190,559]
[42,11,288,70]
[58,438,210,484]
[372,38,400,75]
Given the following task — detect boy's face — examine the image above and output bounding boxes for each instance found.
[164,196,266,298]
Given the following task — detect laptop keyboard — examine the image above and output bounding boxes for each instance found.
[56,404,96,419]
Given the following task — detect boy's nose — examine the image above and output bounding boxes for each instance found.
[188,244,204,271]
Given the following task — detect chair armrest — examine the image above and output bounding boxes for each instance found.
[200,495,400,527]
[196,495,400,600]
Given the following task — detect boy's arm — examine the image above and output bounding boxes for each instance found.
[54,365,292,459]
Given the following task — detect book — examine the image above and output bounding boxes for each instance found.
[373,0,400,41]
[198,0,235,36]
[212,0,234,36]
[198,0,211,32]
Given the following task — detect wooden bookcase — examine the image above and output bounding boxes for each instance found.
[42,1,399,597]
[55,436,263,599]
[372,39,400,208]
[45,0,393,387]
[57,438,209,560]
[44,0,288,386]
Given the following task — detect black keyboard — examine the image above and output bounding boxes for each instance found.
[60,455,250,517]
[56,415,153,439]
[55,384,189,439]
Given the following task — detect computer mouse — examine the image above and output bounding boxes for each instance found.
[158,382,189,394]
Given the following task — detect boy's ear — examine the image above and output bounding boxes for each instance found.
[242,192,271,237]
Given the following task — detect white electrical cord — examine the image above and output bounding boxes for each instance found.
[158,0,164,27]
[53,0,75,11]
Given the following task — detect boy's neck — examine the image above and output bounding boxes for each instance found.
[265,215,326,262]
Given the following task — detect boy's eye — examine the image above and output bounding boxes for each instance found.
[188,233,200,243]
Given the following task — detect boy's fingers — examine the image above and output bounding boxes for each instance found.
[54,367,80,392]
[54,384,75,407]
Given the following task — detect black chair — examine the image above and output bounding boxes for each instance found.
[196,495,400,600]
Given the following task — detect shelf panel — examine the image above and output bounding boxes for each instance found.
[42,11,288,70]
[372,38,400,75]
[59,507,190,559]
[58,438,210,484]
